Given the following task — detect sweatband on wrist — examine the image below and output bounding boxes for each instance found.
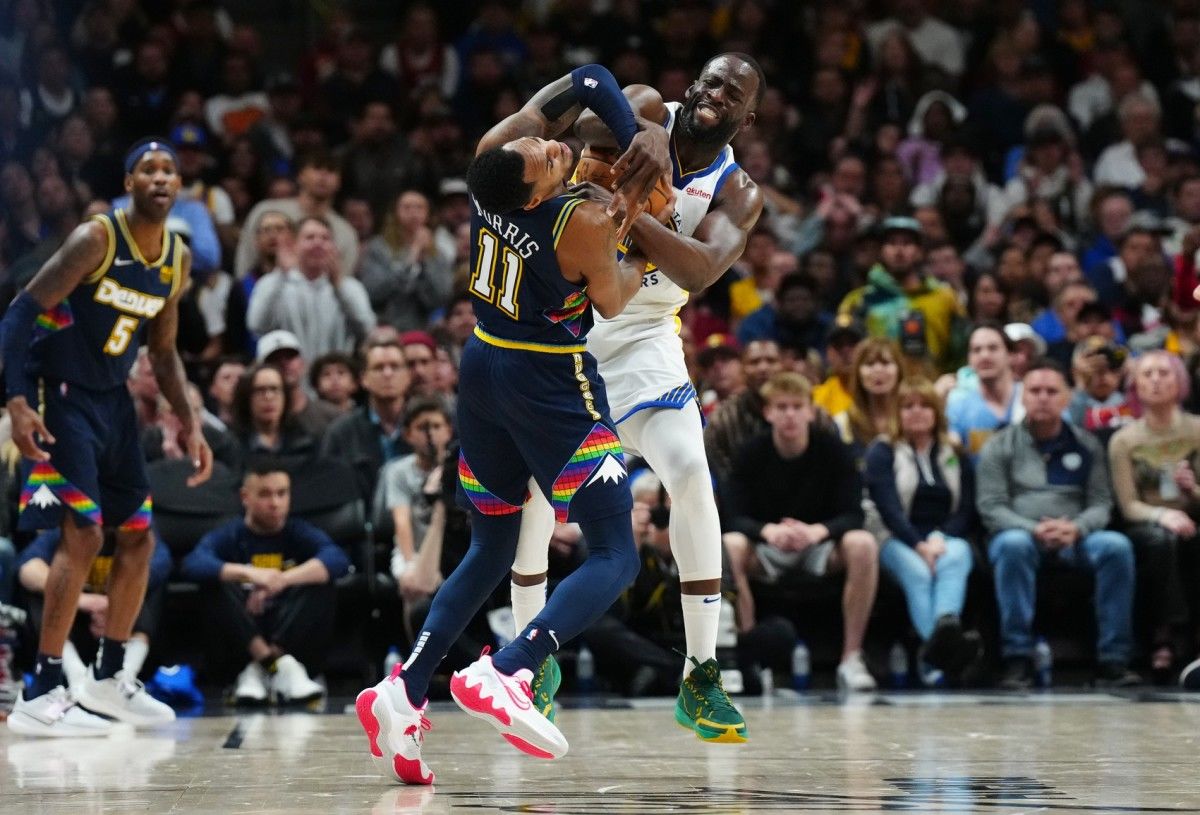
[570,65,638,150]
[1,292,42,402]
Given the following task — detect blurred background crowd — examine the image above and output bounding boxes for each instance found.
[3,0,1200,704]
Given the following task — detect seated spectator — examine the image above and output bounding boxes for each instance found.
[359,189,454,332]
[309,351,360,415]
[1081,188,1134,276]
[142,387,241,472]
[1068,338,1134,439]
[180,460,350,705]
[1046,300,1128,371]
[588,471,796,697]
[1108,351,1200,684]
[696,336,745,416]
[1088,216,1166,308]
[206,357,247,430]
[246,216,376,359]
[230,363,317,464]
[1033,278,1096,346]
[240,210,295,298]
[967,270,1010,325]
[17,529,172,696]
[811,317,864,418]
[400,331,452,406]
[256,330,340,440]
[379,398,453,597]
[1093,93,1163,190]
[1003,322,1045,380]
[721,372,879,692]
[322,339,413,505]
[234,150,359,280]
[865,378,980,683]
[704,340,783,483]
[729,230,786,323]
[977,361,1140,689]
[834,337,901,460]
[947,323,1024,457]
[735,272,832,353]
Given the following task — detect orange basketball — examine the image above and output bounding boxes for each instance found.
[573,146,674,220]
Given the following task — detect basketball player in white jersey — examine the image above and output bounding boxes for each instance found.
[511,53,765,743]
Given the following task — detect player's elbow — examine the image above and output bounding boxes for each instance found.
[591,297,621,320]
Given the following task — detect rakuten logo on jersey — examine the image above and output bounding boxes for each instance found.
[685,187,712,199]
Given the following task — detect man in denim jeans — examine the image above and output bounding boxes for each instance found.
[977,359,1140,689]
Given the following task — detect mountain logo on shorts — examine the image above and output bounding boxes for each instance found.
[584,454,627,488]
[28,484,61,509]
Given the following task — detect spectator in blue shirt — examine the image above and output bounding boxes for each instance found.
[181,458,350,706]
[946,323,1024,458]
[736,272,832,354]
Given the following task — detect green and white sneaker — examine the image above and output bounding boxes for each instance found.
[674,657,747,743]
[530,655,561,722]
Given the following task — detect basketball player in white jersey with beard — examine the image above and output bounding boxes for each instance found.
[510,53,765,743]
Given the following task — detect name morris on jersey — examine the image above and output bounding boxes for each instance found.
[93,277,166,318]
[471,196,541,259]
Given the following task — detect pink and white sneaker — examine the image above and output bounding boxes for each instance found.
[355,665,434,785]
[450,650,568,759]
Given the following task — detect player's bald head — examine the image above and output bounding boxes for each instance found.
[702,53,765,110]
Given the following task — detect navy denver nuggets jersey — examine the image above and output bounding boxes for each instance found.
[29,209,181,391]
[467,192,594,349]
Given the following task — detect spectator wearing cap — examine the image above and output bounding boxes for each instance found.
[247,215,376,359]
[359,190,453,332]
[946,323,1024,458]
[704,339,783,483]
[171,120,238,254]
[321,338,414,505]
[838,216,966,375]
[1004,322,1046,381]
[398,331,454,407]
[1068,337,1134,440]
[257,330,341,441]
[433,178,471,265]
[813,317,864,418]
[234,150,359,280]
[1088,214,1169,308]
[1094,93,1164,189]
[736,272,831,353]
[978,360,1140,690]
[697,336,745,417]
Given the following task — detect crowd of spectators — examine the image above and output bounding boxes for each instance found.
[5,0,1200,700]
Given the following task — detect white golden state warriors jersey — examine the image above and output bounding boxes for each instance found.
[587,101,741,424]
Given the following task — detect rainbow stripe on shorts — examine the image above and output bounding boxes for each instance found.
[458,453,522,516]
[20,461,102,525]
[551,423,624,522]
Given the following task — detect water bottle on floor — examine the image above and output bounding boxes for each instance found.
[576,645,595,692]
[889,642,909,689]
[1034,637,1053,688]
[791,640,811,691]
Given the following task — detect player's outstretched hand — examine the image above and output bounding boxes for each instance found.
[8,397,54,462]
[610,125,671,241]
[185,426,214,486]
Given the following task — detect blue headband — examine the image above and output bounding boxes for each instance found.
[124,139,179,174]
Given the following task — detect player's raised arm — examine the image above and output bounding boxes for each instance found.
[627,172,764,292]
[146,243,213,486]
[556,202,640,320]
[476,65,670,238]
[574,84,669,149]
[0,219,110,460]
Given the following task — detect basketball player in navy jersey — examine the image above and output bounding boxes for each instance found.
[355,63,670,784]
[3,139,213,737]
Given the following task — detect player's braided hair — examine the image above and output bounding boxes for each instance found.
[466,147,533,214]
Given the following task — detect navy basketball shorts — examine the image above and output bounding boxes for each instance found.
[17,377,152,532]
[455,335,634,524]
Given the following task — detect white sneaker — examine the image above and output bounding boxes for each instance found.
[450,651,568,759]
[76,667,175,726]
[355,663,435,785]
[270,654,324,704]
[836,652,878,693]
[7,686,113,737]
[234,661,269,706]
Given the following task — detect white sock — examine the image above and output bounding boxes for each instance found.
[61,641,87,687]
[123,637,150,678]
[681,593,720,672]
[510,580,547,636]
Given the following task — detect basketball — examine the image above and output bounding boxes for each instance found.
[574,146,674,220]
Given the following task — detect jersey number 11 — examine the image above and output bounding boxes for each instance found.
[470,229,523,319]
